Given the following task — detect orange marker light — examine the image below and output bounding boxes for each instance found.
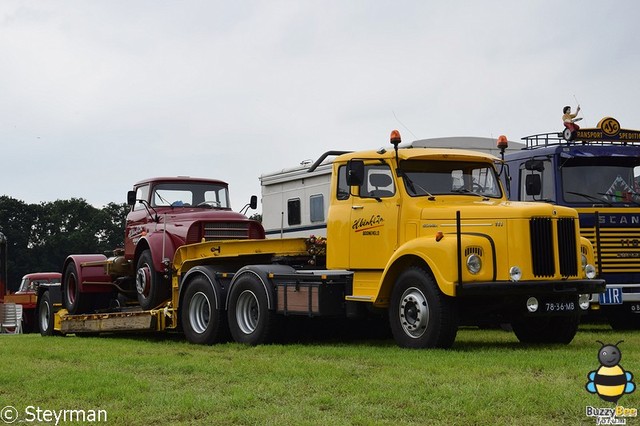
[496,135,508,150]
[435,231,444,242]
[390,129,402,145]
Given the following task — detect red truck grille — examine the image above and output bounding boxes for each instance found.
[203,222,251,241]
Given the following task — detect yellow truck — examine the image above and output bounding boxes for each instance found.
[39,131,605,348]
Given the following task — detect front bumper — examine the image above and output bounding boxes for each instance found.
[456,279,606,297]
[589,283,640,303]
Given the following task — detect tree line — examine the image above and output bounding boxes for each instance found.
[0,196,128,292]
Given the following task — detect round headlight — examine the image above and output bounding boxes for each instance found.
[466,254,482,275]
[509,266,522,282]
[578,294,590,310]
[585,264,596,279]
[526,297,539,313]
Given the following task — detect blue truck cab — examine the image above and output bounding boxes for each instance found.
[503,117,640,329]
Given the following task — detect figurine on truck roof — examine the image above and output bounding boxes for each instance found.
[38,130,604,349]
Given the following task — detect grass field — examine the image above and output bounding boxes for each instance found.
[0,321,639,425]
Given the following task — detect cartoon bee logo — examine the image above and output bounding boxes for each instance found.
[586,340,636,403]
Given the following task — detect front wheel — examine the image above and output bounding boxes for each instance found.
[181,276,228,344]
[389,267,458,349]
[511,314,580,344]
[227,273,278,345]
[136,250,170,310]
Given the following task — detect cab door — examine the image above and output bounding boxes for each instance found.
[348,163,399,269]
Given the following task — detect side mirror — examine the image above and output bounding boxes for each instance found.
[346,160,364,186]
[524,159,545,172]
[127,190,137,206]
[250,195,258,210]
[525,174,542,196]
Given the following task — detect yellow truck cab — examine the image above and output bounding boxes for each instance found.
[169,131,604,348]
[41,131,605,349]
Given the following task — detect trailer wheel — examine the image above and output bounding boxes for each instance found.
[512,314,580,344]
[389,267,458,349]
[63,263,92,314]
[136,249,170,310]
[181,276,228,344]
[38,291,56,336]
[228,273,278,345]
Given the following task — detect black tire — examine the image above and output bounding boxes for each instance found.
[63,263,92,314]
[181,276,228,344]
[388,267,458,349]
[512,314,580,344]
[562,127,576,141]
[608,309,640,330]
[38,291,56,336]
[135,249,170,310]
[227,273,278,345]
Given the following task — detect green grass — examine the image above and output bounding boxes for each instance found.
[1,323,639,425]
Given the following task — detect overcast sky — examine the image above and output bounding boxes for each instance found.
[1,1,639,212]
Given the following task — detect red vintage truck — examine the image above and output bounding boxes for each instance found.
[60,177,263,314]
[3,272,61,332]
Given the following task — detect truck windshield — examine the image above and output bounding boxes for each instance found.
[18,276,61,292]
[151,182,231,209]
[561,159,640,204]
[399,160,502,198]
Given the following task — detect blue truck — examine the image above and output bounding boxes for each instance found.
[503,117,640,329]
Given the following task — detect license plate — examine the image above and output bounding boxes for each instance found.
[599,287,623,305]
[543,301,576,312]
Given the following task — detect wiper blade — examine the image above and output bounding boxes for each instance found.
[566,191,613,207]
[451,188,486,198]
[400,172,435,199]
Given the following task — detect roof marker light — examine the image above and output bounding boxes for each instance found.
[496,135,508,150]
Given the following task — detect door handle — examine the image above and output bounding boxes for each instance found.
[352,205,364,210]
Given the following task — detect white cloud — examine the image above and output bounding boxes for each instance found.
[1,1,639,209]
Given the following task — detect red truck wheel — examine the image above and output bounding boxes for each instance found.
[135,250,170,310]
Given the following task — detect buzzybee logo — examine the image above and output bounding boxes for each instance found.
[584,341,638,425]
[586,341,635,403]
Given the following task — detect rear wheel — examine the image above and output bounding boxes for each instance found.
[181,276,228,344]
[38,291,56,336]
[512,314,580,344]
[63,263,92,314]
[228,273,278,345]
[389,267,458,348]
[136,250,170,310]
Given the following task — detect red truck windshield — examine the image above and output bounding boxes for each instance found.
[151,182,231,209]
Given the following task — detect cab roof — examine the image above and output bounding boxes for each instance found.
[334,146,500,164]
[133,176,228,187]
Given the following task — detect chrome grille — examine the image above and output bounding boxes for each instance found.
[203,222,250,240]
